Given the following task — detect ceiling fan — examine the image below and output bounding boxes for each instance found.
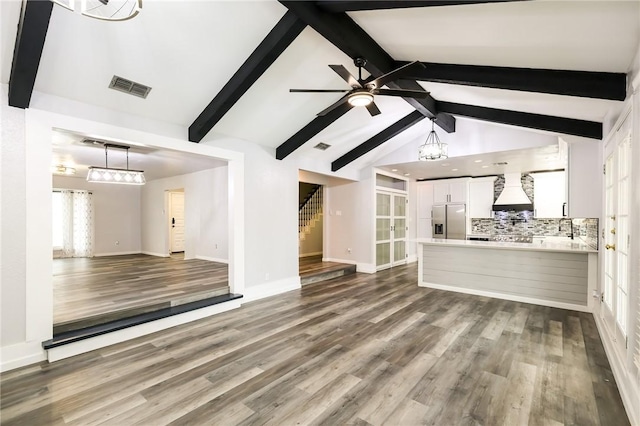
[290,58,429,117]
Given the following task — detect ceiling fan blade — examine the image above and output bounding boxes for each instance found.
[290,89,350,93]
[375,88,429,99]
[317,96,350,116]
[328,65,361,88]
[367,61,425,89]
[365,102,381,117]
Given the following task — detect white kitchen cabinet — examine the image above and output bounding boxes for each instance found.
[532,171,566,218]
[468,177,496,218]
[416,182,434,219]
[433,179,468,204]
[417,218,432,238]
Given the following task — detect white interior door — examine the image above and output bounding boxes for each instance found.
[170,191,185,253]
[602,111,632,355]
[376,191,407,270]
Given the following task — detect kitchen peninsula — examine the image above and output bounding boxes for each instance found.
[417,238,598,312]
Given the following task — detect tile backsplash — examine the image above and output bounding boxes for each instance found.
[471,214,599,249]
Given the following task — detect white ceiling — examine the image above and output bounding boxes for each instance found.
[380,144,566,181]
[2,0,639,178]
[51,130,226,181]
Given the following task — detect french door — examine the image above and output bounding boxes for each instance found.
[376,191,407,270]
[602,109,632,355]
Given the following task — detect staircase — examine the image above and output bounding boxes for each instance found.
[299,184,322,242]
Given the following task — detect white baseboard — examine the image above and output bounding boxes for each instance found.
[418,281,591,313]
[94,251,141,257]
[321,258,375,274]
[195,255,229,264]
[1,341,47,372]
[243,276,301,303]
[593,311,640,426]
[47,299,242,363]
[141,251,170,258]
[299,252,322,258]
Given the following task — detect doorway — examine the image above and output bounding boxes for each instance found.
[169,190,185,254]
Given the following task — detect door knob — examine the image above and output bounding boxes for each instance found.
[605,244,616,250]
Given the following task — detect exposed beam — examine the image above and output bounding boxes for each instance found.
[276,99,353,160]
[316,0,527,13]
[279,0,455,133]
[188,11,306,143]
[8,0,54,108]
[398,62,627,101]
[331,110,425,171]
[436,101,602,140]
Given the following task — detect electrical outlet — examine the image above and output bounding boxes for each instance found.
[115,240,119,245]
[265,273,269,281]
[215,243,218,249]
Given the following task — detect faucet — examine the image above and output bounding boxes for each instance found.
[559,218,574,240]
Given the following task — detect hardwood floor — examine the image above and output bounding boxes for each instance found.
[299,255,355,285]
[3,263,629,425]
[53,254,229,331]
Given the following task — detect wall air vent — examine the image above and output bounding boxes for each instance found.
[314,142,331,151]
[108,75,152,99]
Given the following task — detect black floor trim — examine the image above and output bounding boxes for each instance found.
[43,293,243,350]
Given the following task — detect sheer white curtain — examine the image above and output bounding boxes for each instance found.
[58,190,94,258]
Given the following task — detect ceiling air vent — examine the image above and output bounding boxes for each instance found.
[314,142,331,151]
[108,75,152,99]
[81,138,104,145]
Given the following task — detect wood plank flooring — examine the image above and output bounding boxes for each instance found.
[299,255,355,285]
[53,254,229,331]
[3,263,629,425]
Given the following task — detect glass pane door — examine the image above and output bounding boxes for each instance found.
[392,195,407,266]
[376,193,392,268]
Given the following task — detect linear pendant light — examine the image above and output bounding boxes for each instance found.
[87,144,145,185]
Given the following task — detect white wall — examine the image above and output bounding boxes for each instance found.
[141,166,228,262]
[203,136,299,292]
[324,176,374,272]
[52,175,142,255]
[1,85,27,348]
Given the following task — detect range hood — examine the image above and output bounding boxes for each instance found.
[492,173,533,211]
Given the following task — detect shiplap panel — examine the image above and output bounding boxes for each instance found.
[421,245,589,306]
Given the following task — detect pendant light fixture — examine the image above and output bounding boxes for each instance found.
[87,144,145,185]
[418,118,448,161]
[51,0,142,21]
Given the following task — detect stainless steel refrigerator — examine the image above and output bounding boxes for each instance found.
[432,204,466,240]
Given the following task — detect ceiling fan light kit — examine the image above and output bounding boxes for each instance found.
[347,91,374,107]
[418,118,448,162]
[290,57,428,117]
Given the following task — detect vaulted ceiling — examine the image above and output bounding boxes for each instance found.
[2,0,639,175]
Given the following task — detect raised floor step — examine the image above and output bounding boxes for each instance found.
[44,293,242,349]
[300,264,356,286]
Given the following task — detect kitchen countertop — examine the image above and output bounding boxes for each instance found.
[417,238,597,253]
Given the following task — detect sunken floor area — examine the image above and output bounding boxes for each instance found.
[3,263,629,425]
[53,254,229,333]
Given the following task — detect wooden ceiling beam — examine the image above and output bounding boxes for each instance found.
[331,110,425,171]
[8,0,54,108]
[278,0,455,135]
[315,0,528,13]
[276,98,353,160]
[436,101,602,140]
[399,62,627,101]
[188,11,306,143]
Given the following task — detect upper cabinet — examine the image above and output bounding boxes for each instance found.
[433,178,468,204]
[532,171,566,218]
[468,177,496,218]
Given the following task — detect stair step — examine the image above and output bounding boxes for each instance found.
[300,264,356,286]
[53,286,230,334]
[44,293,242,349]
